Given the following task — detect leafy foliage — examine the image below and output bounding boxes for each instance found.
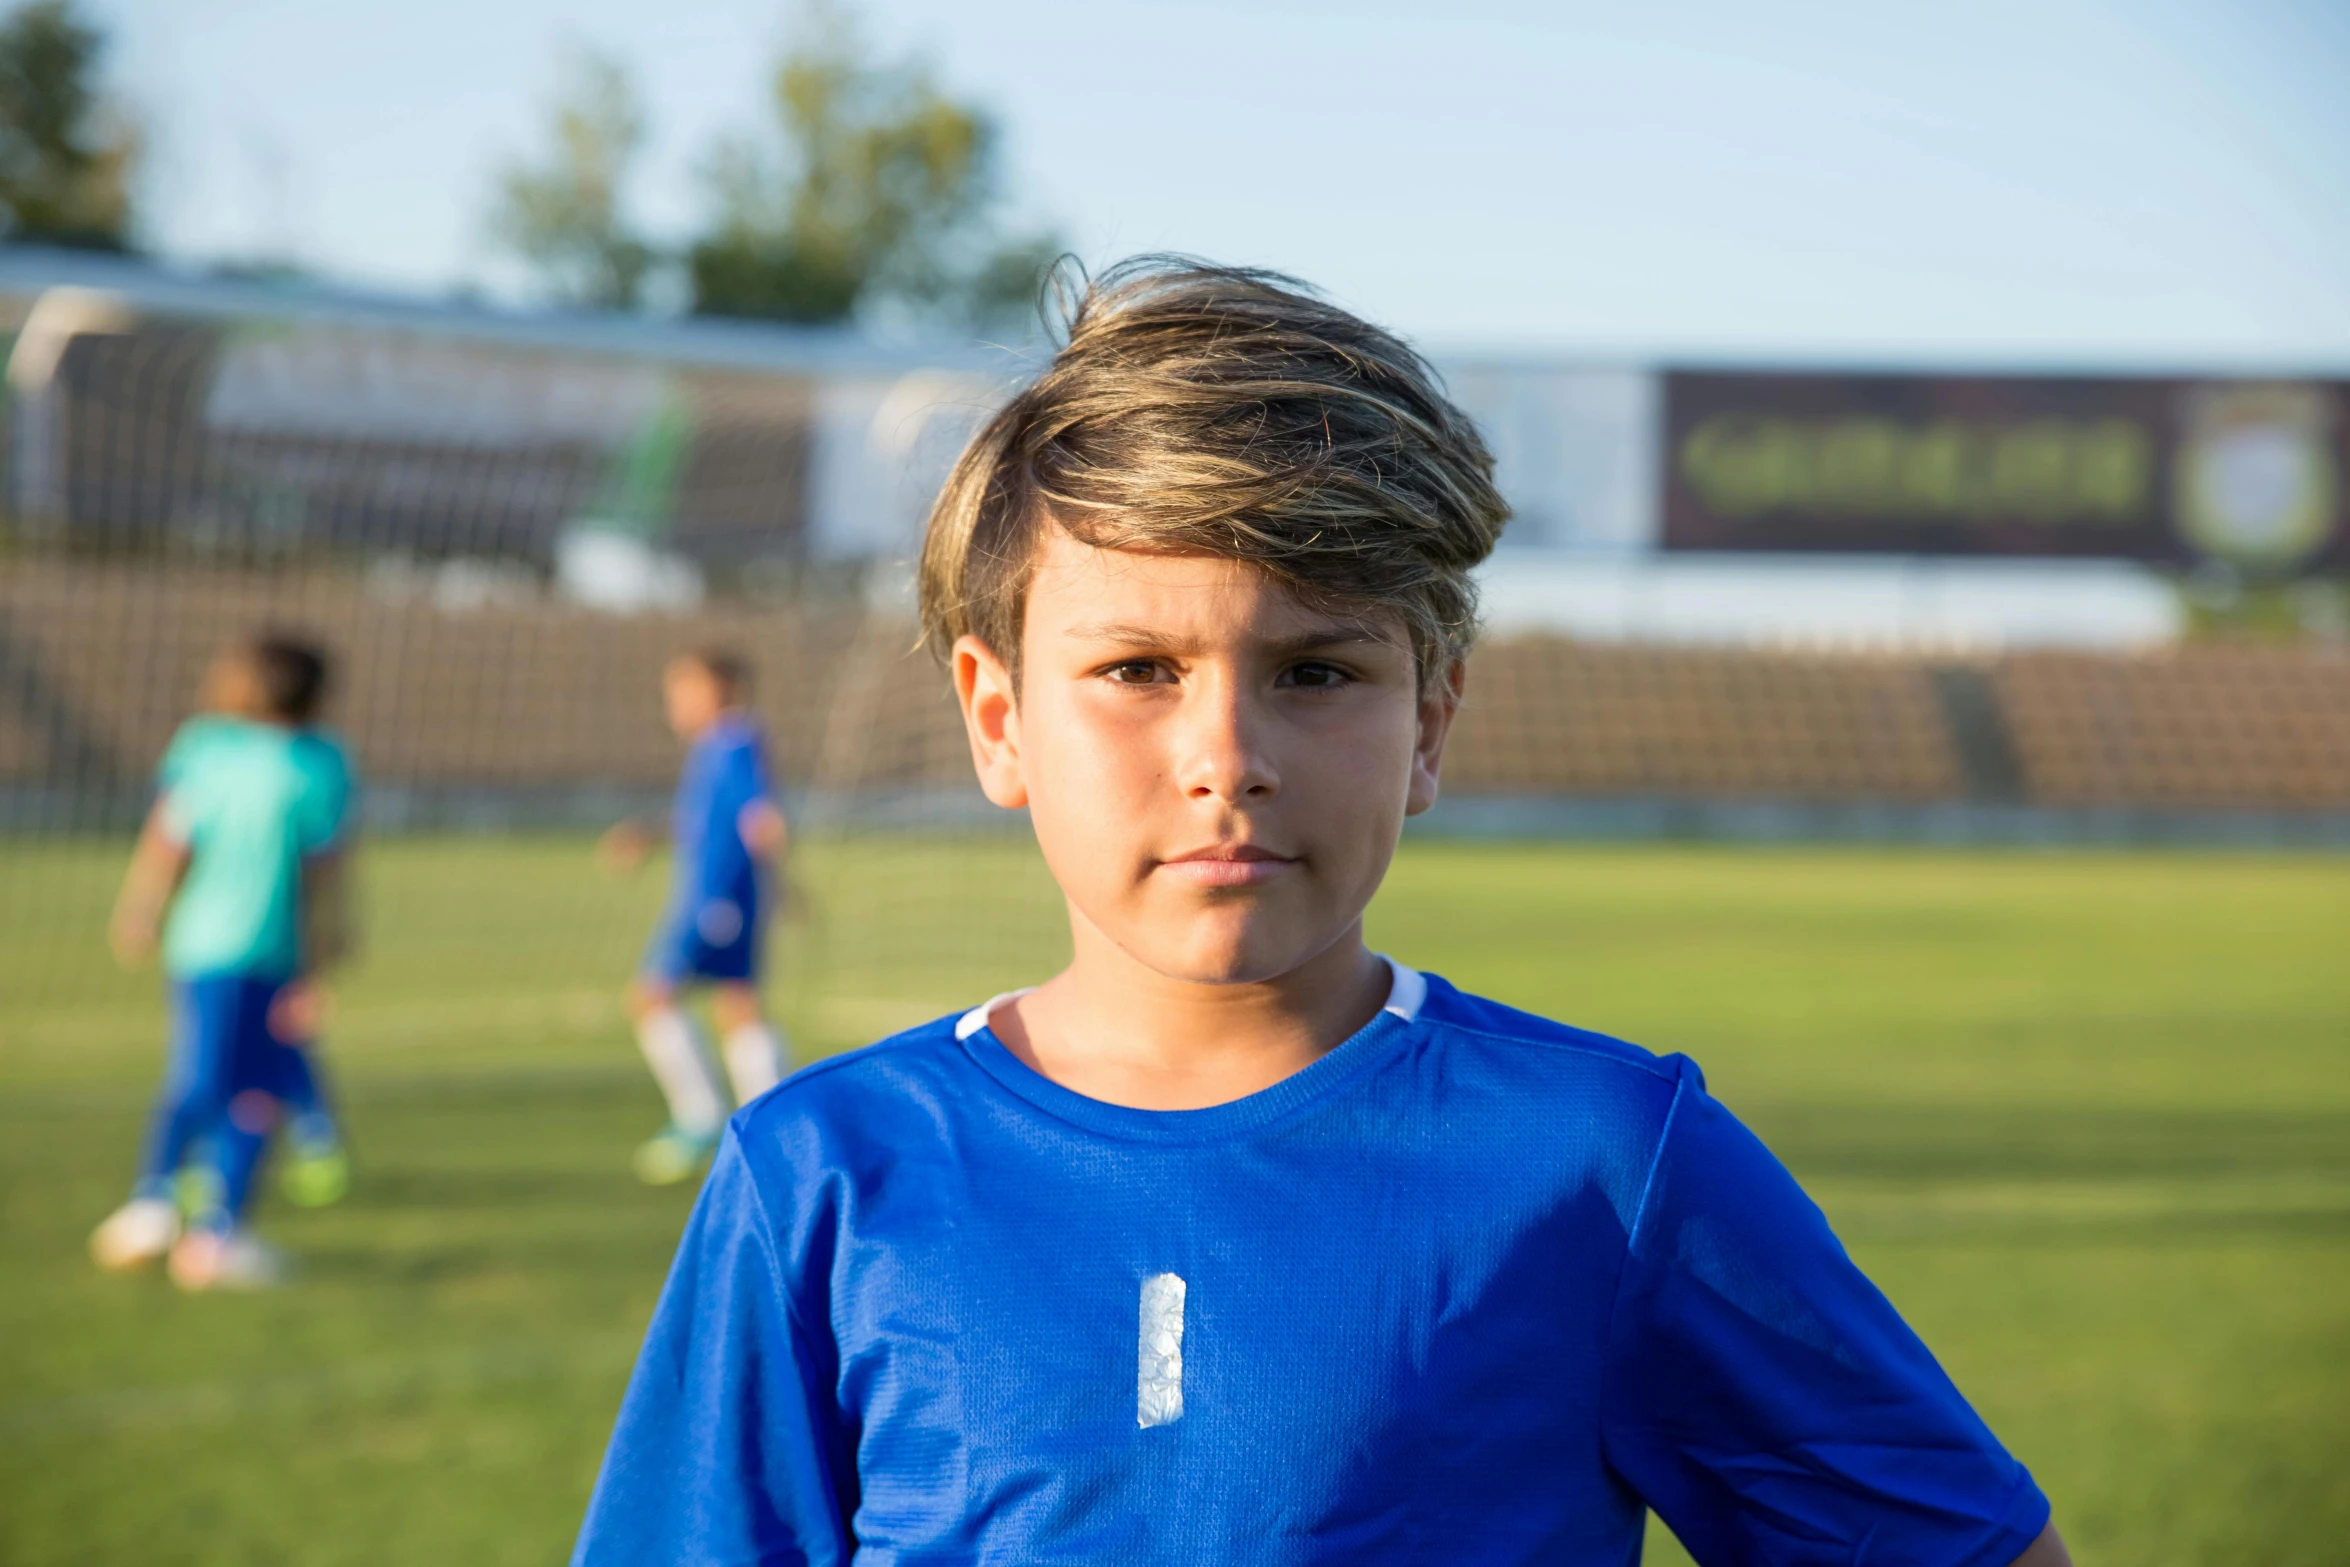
[487,48,656,311]
[687,3,1057,329]
[491,8,1055,329]
[0,0,136,252]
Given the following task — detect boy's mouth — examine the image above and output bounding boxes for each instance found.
[1156,844,1298,888]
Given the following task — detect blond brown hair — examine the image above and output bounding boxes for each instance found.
[917,257,1509,682]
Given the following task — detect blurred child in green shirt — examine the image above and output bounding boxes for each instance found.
[92,635,358,1290]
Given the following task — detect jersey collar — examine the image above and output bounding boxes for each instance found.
[955,955,1424,1042]
[949,956,1428,1145]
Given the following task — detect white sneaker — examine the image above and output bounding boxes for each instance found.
[167,1229,288,1291]
[90,1197,181,1271]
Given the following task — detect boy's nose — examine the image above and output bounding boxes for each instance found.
[1174,680,1279,803]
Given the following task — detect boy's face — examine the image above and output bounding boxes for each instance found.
[955,527,1461,987]
[662,661,727,740]
[200,653,268,721]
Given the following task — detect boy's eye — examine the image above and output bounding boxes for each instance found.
[1281,660,1352,689]
[1103,659,1166,685]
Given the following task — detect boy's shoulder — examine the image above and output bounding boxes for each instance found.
[160,714,249,775]
[706,713,767,753]
[167,714,238,749]
[727,1013,970,1172]
[1413,972,1696,1092]
[681,716,766,782]
[160,716,294,792]
[292,727,356,793]
[293,726,354,770]
[747,1013,966,1107]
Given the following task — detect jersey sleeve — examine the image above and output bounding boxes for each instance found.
[155,721,208,839]
[155,724,209,845]
[717,736,777,846]
[296,735,356,854]
[572,1131,856,1567]
[157,721,201,789]
[748,735,779,810]
[1599,1063,2049,1567]
[668,747,716,900]
[157,786,201,847]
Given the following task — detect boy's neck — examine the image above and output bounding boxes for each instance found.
[689,706,745,741]
[995,924,1391,1112]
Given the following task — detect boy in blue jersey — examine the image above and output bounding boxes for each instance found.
[600,649,789,1185]
[575,262,2071,1567]
[91,635,358,1290]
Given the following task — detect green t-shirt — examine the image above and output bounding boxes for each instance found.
[292,728,355,849]
[157,719,353,979]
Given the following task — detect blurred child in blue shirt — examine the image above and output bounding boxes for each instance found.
[92,635,358,1290]
[599,648,789,1185]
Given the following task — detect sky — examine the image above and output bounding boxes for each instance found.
[85,0,2350,367]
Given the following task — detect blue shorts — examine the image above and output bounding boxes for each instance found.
[171,974,303,1096]
[642,896,763,985]
[139,972,310,1199]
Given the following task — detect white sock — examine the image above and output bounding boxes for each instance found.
[635,1007,726,1136]
[723,1021,787,1103]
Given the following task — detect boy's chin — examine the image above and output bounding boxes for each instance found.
[1115,913,1353,990]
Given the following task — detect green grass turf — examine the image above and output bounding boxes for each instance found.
[3,836,2347,1564]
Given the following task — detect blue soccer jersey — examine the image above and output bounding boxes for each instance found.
[647,715,776,982]
[575,964,2048,1567]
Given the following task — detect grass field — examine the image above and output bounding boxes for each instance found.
[3,836,2347,1564]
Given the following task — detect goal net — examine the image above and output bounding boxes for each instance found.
[0,282,1064,1060]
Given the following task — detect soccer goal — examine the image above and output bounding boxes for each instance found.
[0,279,1061,1054]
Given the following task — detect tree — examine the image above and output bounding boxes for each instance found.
[0,0,137,251]
[489,47,655,311]
[689,2,1056,328]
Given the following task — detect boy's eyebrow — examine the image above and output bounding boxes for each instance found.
[1062,621,1399,655]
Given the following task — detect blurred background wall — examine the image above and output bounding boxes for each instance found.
[0,243,2343,847]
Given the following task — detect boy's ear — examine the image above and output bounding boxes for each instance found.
[952,635,1029,810]
[1404,657,1466,818]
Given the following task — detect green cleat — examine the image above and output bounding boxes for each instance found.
[175,1165,225,1221]
[632,1124,719,1187]
[281,1141,351,1208]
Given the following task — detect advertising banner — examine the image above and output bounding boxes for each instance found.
[1663,371,2349,572]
